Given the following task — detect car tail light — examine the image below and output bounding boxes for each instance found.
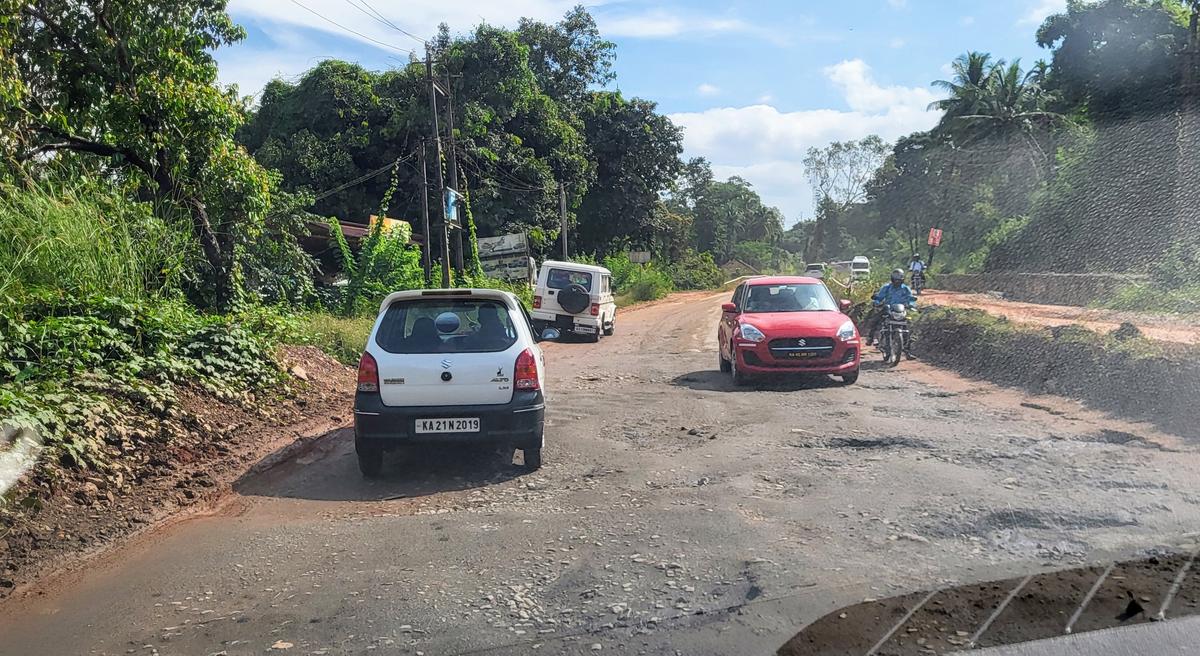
[515,348,540,391]
[357,352,379,393]
[533,295,542,309]
[590,303,599,316]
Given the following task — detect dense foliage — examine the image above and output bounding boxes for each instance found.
[803,0,1200,311]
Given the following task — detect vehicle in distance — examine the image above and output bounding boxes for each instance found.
[530,260,616,342]
[353,288,559,476]
[717,276,861,385]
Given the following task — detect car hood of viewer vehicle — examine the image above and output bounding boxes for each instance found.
[737,310,850,335]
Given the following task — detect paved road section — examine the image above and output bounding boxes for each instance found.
[2,291,1197,655]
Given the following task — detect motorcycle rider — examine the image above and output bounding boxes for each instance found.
[865,268,917,358]
[909,254,926,290]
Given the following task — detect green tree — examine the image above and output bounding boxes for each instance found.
[517,6,616,108]
[574,91,683,255]
[2,0,271,309]
[930,51,1000,119]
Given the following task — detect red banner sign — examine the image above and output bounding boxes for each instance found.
[928,228,943,247]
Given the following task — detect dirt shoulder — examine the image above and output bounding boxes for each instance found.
[0,345,353,600]
[922,290,1200,345]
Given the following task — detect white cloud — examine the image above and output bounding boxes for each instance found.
[598,8,788,45]
[1018,0,1066,26]
[823,59,936,114]
[889,37,906,49]
[757,93,774,104]
[697,83,721,97]
[669,60,938,223]
[960,16,976,26]
[227,0,578,53]
[886,0,907,7]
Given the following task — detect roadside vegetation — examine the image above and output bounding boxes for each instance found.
[793,0,1200,318]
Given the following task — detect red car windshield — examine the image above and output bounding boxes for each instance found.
[743,284,837,313]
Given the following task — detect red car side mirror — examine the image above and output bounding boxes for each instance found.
[721,302,738,313]
[839,299,853,312]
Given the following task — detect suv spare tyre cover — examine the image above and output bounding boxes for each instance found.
[557,283,590,314]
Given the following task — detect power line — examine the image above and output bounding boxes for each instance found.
[265,152,419,220]
[344,0,427,46]
[459,158,548,194]
[288,0,414,55]
[458,147,549,192]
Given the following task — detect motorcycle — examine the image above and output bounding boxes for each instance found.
[877,303,911,368]
[911,270,925,295]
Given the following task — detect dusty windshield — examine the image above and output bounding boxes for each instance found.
[3,1,1199,655]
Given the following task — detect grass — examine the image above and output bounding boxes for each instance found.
[0,181,189,300]
[293,313,375,365]
[1102,282,1200,315]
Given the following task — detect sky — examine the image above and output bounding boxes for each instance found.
[216,0,1066,225]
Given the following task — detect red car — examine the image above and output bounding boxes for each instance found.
[717,276,861,385]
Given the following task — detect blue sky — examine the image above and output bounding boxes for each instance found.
[217,0,1066,224]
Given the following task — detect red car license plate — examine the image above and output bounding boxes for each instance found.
[787,351,821,359]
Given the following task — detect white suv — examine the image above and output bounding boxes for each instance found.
[530,260,616,342]
[353,288,558,476]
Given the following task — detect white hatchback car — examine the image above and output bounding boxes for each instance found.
[530,260,616,342]
[353,289,558,477]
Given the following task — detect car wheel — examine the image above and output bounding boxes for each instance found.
[603,316,615,336]
[730,347,748,386]
[585,328,600,343]
[718,347,732,373]
[355,438,383,477]
[840,369,860,385]
[522,448,542,470]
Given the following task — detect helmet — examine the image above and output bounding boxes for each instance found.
[890,269,905,283]
[912,253,921,260]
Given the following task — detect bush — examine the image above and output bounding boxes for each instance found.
[0,180,190,300]
[624,264,674,302]
[669,250,722,290]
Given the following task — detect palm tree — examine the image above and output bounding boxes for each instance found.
[930,51,1000,118]
[956,60,1062,174]
[1025,59,1051,87]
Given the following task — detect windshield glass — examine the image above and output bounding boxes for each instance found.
[375,298,517,353]
[6,1,1200,655]
[744,283,837,312]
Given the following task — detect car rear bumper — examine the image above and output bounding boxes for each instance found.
[734,340,860,374]
[530,310,601,331]
[353,390,544,449]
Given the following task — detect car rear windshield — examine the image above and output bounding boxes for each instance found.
[546,268,593,291]
[374,298,518,354]
[743,284,837,312]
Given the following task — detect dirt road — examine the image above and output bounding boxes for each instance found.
[922,290,1200,345]
[2,292,1198,655]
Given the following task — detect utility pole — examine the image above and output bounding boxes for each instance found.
[418,139,432,284]
[559,181,568,261]
[426,45,450,287]
[445,72,465,276]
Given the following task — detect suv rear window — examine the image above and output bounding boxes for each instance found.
[375,299,518,354]
[546,268,593,291]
